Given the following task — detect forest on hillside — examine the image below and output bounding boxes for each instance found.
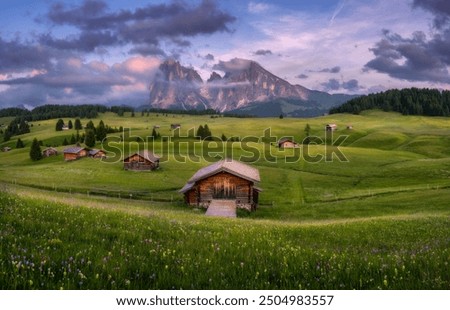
[330,88,450,116]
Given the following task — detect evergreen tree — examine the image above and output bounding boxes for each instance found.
[55,119,64,131]
[197,125,204,140]
[70,134,76,144]
[151,128,158,138]
[203,124,212,140]
[84,129,96,147]
[131,111,135,117]
[16,138,25,148]
[62,137,69,146]
[96,120,107,141]
[221,133,227,141]
[279,114,284,119]
[74,118,82,130]
[18,119,30,134]
[68,120,73,129]
[304,123,311,144]
[29,138,42,161]
[85,120,96,133]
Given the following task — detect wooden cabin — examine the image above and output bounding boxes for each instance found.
[89,149,107,159]
[42,147,58,157]
[63,146,87,161]
[326,123,337,131]
[2,146,12,152]
[123,150,160,171]
[179,159,261,211]
[170,124,181,130]
[278,138,299,148]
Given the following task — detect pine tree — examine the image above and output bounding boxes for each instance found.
[221,133,227,141]
[55,119,64,131]
[29,138,42,161]
[197,125,204,140]
[74,118,82,130]
[68,120,73,129]
[62,137,69,146]
[96,120,107,142]
[16,138,25,148]
[70,134,76,144]
[85,120,95,132]
[151,128,158,138]
[84,129,96,147]
[204,124,212,140]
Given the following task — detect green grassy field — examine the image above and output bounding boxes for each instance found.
[0,110,449,289]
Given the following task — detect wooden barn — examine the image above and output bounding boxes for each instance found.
[89,149,107,159]
[63,146,87,161]
[278,138,299,148]
[42,147,58,157]
[123,150,160,171]
[325,123,337,131]
[179,159,261,211]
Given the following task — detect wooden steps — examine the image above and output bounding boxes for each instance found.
[205,199,237,218]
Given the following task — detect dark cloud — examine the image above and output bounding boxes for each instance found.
[42,0,236,54]
[321,78,361,92]
[296,74,308,79]
[322,66,341,73]
[213,58,252,72]
[413,0,450,29]
[253,49,272,56]
[0,38,52,73]
[342,79,360,91]
[204,53,215,61]
[322,78,340,91]
[365,1,450,83]
[129,45,166,57]
[308,66,341,73]
[365,29,450,83]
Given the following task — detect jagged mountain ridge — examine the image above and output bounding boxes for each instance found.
[149,58,356,116]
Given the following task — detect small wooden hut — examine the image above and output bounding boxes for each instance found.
[170,124,181,130]
[123,150,160,171]
[278,138,299,148]
[63,146,87,161]
[179,159,261,211]
[42,147,58,157]
[89,149,107,159]
[325,123,337,131]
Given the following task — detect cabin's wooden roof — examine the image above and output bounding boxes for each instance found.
[89,149,106,156]
[278,138,297,145]
[63,146,85,154]
[124,150,160,163]
[180,159,260,193]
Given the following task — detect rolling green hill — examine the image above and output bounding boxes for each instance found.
[0,110,449,289]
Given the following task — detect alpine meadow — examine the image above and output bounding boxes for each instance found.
[0,110,449,289]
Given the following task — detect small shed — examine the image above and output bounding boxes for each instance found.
[63,146,87,161]
[325,123,337,131]
[170,124,181,130]
[153,125,160,129]
[123,150,160,171]
[42,147,58,157]
[89,149,107,159]
[179,159,261,211]
[278,138,299,148]
[2,146,12,152]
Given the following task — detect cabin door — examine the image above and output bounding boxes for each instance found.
[212,181,236,199]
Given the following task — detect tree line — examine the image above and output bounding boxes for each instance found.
[330,88,450,116]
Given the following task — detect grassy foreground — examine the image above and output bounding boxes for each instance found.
[0,186,448,290]
[0,110,449,289]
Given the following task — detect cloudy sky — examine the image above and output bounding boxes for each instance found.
[0,0,449,108]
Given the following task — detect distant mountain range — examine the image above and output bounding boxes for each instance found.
[149,58,357,117]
